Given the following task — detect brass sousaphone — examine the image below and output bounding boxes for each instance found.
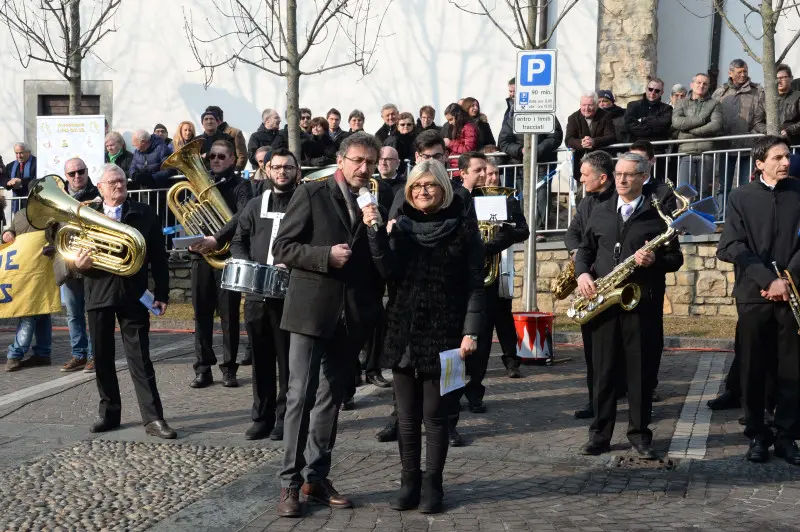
[161,138,234,269]
[26,175,146,277]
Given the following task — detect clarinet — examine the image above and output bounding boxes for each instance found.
[772,261,800,335]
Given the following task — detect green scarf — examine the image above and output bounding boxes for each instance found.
[108,149,122,164]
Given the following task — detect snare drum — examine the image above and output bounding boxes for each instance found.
[221,259,290,299]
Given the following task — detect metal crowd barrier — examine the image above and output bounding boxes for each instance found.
[0,134,793,246]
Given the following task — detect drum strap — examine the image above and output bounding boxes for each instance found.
[261,191,285,266]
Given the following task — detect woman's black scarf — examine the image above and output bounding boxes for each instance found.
[394,199,462,248]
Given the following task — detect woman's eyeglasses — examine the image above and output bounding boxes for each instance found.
[410,182,441,193]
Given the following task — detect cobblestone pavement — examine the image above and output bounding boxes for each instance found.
[2,329,800,531]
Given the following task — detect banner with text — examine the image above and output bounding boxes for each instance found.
[36,115,105,182]
[0,232,61,319]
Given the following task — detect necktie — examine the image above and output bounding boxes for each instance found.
[621,203,634,222]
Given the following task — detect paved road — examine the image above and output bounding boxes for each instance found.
[0,329,799,531]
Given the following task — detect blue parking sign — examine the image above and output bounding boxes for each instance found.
[520,53,552,86]
[519,92,529,104]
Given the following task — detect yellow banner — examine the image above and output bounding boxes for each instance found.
[0,231,62,319]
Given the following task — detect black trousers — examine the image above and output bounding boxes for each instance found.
[191,259,241,375]
[645,288,666,392]
[589,303,658,446]
[724,323,742,395]
[89,305,164,425]
[393,367,450,473]
[581,323,593,403]
[363,303,386,377]
[460,282,520,406]
[738,303,800,440]
[245,299,290,425]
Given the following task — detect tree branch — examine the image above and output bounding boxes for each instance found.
[712,0,762,63]
[736,0,760,13]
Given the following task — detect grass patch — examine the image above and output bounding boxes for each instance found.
[554,315,736,338]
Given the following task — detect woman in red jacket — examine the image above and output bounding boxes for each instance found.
[443,103,478,177]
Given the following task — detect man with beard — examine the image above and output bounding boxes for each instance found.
[272,132,386,517]
[188,140,253,389]
[231,148,299,442]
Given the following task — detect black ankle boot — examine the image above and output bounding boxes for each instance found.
[418,471,443,514]
[390,470,421,510]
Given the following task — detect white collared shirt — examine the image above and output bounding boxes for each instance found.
[760,177,776,190]
[617,194,643,213]
[103,203,123,222]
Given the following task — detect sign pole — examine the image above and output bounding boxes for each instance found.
[525,135,539,312]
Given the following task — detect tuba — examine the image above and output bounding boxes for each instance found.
[26,175,146,277]
[566,181,691,324]
[161,139,234,270]
[474,186,516,286]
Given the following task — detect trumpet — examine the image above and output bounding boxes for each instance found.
[26,175,146,277]
[474,186,516,286]
[772,261,800,334]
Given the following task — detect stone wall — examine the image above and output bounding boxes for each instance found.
[596,0,659,104]
[519,235,735,318]
[166,264,192,304]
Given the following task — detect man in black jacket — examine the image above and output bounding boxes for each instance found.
[188,140,253,389]
[498,112,563,233]
[716,135,800,465]
[564,150,615,420]
[272,132,386,517]
[449,152,529,441]
[3,142,37,212]
[248,109,287,169]
[230,148,299,442]
[374,103,399,143]
[625,78,673,181]
[575,152,683,460]
[195,110,235,160]
[71,164,176,439]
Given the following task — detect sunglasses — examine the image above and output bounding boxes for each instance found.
[300,115,311,120]
[647,87,662,93]
[208,153,228,160]
[66,168,87,177]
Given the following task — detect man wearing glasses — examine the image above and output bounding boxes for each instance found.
[58,159,100,373]
[272,132,387,517]
[624,77,673,182]
[574,152,683,461]
[187,140,253,389]
[71,164,176,439]
[231,148,299,442]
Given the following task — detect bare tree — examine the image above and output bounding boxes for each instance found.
[712,0,800,134]
[0,0,122,115]
[185,0,391,155]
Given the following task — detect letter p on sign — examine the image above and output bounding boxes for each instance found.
[520,54,552,86]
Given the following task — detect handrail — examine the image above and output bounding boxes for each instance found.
[604,133,765,150]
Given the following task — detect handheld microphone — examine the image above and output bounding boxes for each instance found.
[357,187,383,231]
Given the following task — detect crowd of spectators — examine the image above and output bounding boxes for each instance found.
[2,57,799,229]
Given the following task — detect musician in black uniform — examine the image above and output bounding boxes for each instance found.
[563,150,615,420]
[230,148,299,441]
[716,135,800,464]
[575,152,683,459]
[629,140,677,403]
[188,140,253,389]
[455,151,528,395]
[72,164,176,439]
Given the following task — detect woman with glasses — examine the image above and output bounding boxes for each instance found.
[384,112,417,173]
[460,97,496,150]
[300,117,337,168]
[365,159,484,514]
[442,103,478,177]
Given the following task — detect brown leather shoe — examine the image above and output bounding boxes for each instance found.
[301,479,352,508]
[276,487,302,517]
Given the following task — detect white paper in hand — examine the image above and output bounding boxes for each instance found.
[440,349,466,395]
[139,289,162,316]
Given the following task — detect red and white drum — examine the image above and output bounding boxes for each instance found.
[512,312,554,360]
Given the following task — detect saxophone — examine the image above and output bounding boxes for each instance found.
[552,259,577,300]
[566,182,690,325]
